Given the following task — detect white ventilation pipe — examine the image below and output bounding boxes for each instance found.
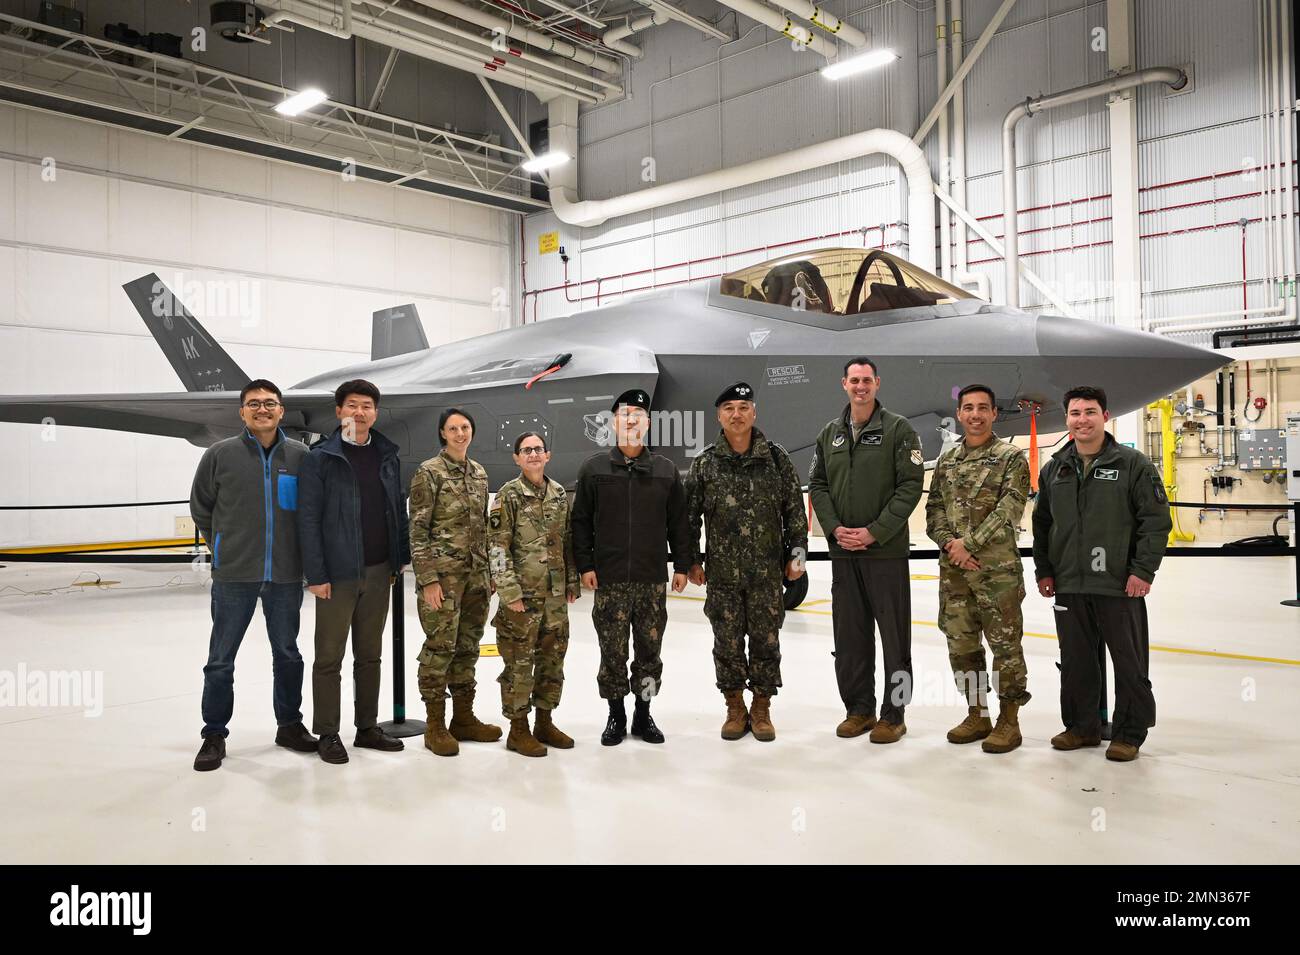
[1003,67,1186,306]
[603,12,664,58]
[551,127,936,273]
[408,0,621,74]
[936,0,950,281]
[767,0,867,47]
[713,0,840,59]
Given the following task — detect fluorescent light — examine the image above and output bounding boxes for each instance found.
[274,88,328,116]
[821,48,899,81]
[522,150,570,173]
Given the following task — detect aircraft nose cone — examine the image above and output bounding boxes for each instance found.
[1034,314,1227,411]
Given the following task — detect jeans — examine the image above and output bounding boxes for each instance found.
[201,580,305,738]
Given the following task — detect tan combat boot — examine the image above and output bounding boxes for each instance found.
[982,702,1022,754]
[1051,728,1102,750]
[533,708,574,749]
[1106,740,1140,762]
[947,705,993,744]
[836,714,876,738]
[506,715,547,757]
[721,690,749,740]
[869,720,907,744]
[423,699,459,757]
[750,694,776,742]
[448,690,503,743]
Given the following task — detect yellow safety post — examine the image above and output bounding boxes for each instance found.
[1149,399,1195,545]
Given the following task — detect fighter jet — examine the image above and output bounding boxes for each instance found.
[0,247,1225,491]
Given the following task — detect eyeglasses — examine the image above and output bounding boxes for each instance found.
[243,400,281,410]
[518,447,547,456]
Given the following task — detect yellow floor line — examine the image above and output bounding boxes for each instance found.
[665,595,1300,667]
[3,537,196,555]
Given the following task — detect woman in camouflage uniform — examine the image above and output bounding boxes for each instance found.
[408,408,501,757]
[488,432,580,757]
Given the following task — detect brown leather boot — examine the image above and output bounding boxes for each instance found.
[1106,740,1140,762]
[721,690,749,740]
[836,714,876,738]
[1051,728,1102,750]
[423,699,459,757]
[947,705,993,744]
[533,708,573,749]
[506,715,547,757]
[982,702,1022,753]
[869,720,907,744]
[750,693,775,742]
[448,691,502,743]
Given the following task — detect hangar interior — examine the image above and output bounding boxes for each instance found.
[0,0,1297,864]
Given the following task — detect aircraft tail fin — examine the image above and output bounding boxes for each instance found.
[123,274,251,393]
[371,305,429,361]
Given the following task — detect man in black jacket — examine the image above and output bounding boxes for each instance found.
[1032,385,1171,762]
[298,379,411,764]
[570,389,691,746]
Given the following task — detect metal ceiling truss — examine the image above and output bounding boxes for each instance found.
[0,11,547,214]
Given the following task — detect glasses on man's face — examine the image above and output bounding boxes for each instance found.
[244,400,281,410]
[518,447,547,457]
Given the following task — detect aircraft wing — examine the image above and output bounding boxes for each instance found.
[0,390,337,446]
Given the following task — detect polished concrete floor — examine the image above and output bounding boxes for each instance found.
[1,554,1297,864]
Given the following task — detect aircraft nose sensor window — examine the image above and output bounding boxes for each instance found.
[720,248,974,315]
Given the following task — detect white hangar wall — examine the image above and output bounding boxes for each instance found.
[0,103,515,547]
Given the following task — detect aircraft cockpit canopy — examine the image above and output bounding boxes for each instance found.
[719,248,975,315]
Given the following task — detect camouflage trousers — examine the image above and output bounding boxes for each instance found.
[593,581,666,700]
[416,571,490,703]
[937,562,1031,706]
[492,594,570,719]
[704,577,784,697]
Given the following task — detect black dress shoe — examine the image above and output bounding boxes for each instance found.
[275,721,319,753]
[317,733,349,764]
[630,698,664,744]
[354,726,404,751]
[194,734,225,772]
[600,698,627,747]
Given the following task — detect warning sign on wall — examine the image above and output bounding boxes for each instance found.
[538,231,559,255]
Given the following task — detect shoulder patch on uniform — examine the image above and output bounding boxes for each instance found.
[910,448,924,466]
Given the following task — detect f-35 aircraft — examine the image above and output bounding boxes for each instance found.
[0,247,1226,488]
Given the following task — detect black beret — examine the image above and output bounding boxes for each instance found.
[612,388,651,412]
[715,381,756,406]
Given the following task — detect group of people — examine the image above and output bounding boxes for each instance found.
[191,356,1171,772]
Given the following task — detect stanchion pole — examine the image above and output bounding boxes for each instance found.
[379,573,425,738]
[1282,501,1300,608]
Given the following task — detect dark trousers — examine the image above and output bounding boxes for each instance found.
[831,557,912,724]
[1055,592,1156,746]
[311,562,391,736]
[201,580,304,738]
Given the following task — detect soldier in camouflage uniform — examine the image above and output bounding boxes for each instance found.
[687,382,808,742]
[571,388,693,746]
[408,408,502,757]
[925,384,1031,754]
[488,432,580,758]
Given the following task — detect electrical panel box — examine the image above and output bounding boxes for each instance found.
[1287,416,1300,501]
[1236,427,1286,470]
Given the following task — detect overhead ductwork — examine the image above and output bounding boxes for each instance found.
[551,127,936,273]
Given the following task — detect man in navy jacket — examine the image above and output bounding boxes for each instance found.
[298,379,411,764]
